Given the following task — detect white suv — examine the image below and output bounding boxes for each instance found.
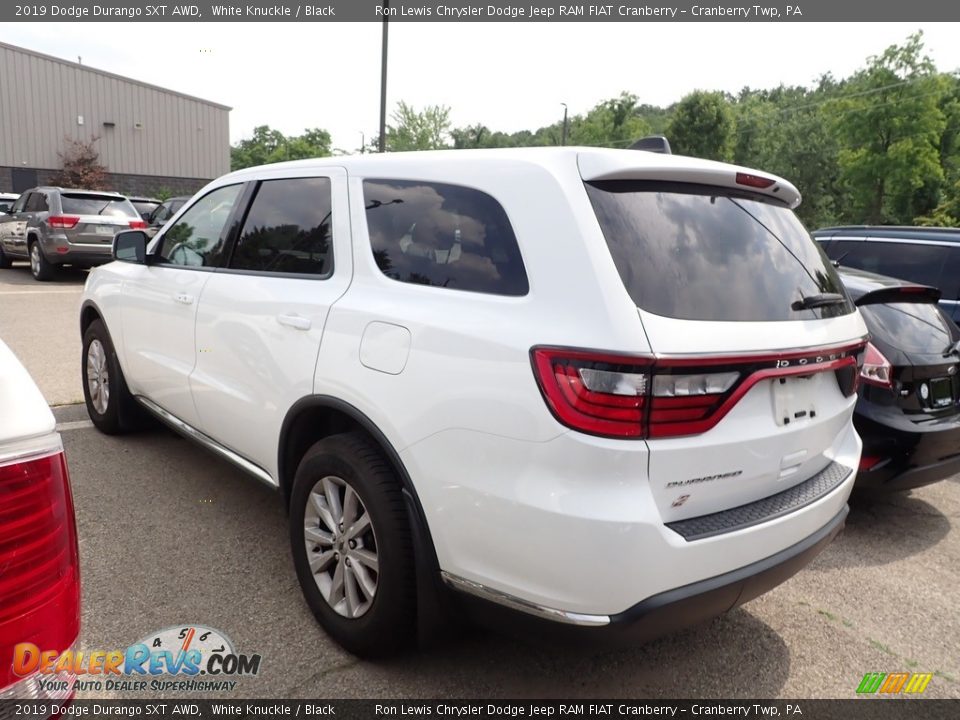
[80,147,868,656]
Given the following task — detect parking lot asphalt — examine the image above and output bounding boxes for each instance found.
[1,263,958,700]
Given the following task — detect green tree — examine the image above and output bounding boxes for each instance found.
[833,32,947,224]
[666,91,734,161]
[231,125,332,170]
[385,102,451,151]
[568,93,651,147]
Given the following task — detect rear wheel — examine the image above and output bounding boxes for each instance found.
[289,432,416,657]
[82,319,138,434]
[29,240,55,281]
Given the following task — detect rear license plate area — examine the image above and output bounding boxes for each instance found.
[95,225,115,236]
[772,376,816,427]
[930,377,954,409]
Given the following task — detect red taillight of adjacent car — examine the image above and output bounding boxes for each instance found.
[46,216,80,229]
[860,342,893,389]
[531,343,864,440]
[0,450,80,690]
[128,220,148,229]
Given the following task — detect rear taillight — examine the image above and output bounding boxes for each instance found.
[860,342,893,389]
[0,449,80,690]
[46,216,80,229]
[128,220,147,229]
[532,348,651,438]
[532,343,864,440]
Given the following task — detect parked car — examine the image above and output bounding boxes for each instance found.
[814,225,960,322]
[0,187,146,280]
[145,196,189,238]
[127,196,162,222]
[0,192,18,214]
[80,147,867,656]
[0,338,81,701]
[837,266,960,492]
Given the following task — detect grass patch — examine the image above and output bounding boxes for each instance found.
[934,670,957,683]
[818,609,837,621]
[868,638,895,656]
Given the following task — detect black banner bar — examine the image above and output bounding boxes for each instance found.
[1,700,957,720]
[4,0,960,23]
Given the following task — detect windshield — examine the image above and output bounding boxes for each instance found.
[586,181,854,322]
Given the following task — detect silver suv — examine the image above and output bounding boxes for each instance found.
[0,187,144,280]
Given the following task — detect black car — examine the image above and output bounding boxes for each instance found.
[840,267,960,491]
[127,196,162,222]
[814,225,960,323]
[145,196,189,238]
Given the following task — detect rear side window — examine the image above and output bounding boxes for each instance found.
[363,179,528,296]
[586,181,853,322]
[60,194,137,218]
[25,193,48,212]
[831,240,949,290]
[230,177,332,276]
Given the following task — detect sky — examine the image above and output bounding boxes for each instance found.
[4,22,960,152]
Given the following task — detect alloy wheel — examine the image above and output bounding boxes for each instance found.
[86,339,110,415]
[303,475,379,619]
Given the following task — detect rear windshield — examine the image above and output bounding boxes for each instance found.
[60,194,138,218]
[586,181,854,322]
[860,303,952,354]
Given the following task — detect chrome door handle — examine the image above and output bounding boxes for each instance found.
[277,313,311,331]
[174,293,194,305]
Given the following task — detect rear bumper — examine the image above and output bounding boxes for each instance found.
[447,506,847,646]
[39,234,113,266]
[855,412,960,491]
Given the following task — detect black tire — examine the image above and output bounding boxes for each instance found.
[0,244,12,269]
[82,319,139,434]
[29,239,55,281]
[290,432,416,657]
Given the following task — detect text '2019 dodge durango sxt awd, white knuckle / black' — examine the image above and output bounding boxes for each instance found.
[79,147,868,656]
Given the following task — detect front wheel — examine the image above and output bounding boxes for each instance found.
[289,432,416,657]
[82,319,138,434]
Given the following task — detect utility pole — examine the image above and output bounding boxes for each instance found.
[378,1,389,153]
[359,131,366,154]
[561,103,569,146]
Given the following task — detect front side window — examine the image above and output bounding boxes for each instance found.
[10,194,28,214]
[586,181,854,322]
[158,184,242,267]
[363,179,528,296]
[229,177,332,275]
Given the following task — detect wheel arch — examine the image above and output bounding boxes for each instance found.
[80,299,104,337]
[279,396,451,642]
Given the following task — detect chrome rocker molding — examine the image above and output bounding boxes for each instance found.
[136,396,278,489]
[440,571,611,627]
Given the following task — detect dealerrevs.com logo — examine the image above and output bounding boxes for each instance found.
[14,625,261,694]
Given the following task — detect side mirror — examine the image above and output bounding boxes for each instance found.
[113,230,149,264]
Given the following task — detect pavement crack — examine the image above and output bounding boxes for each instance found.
[284,657,362,695]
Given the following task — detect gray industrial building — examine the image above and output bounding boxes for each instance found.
[0,41,230,197]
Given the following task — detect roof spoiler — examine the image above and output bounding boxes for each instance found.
[629,135,672,154]
[855,284,941,307]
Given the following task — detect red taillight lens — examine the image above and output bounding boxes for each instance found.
[532,348,651,438]
[860,342,893,389]
[0,450,80,689]
[46,216,80,229]
[735,172,776,189]
[859,455,885,471]
[128,220,147,229]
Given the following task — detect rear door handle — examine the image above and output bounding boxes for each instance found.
[277,313,311,331]
[174,293,194,305]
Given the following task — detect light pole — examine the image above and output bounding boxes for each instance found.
[359,131,366,154]
[561,103,569,146]
[378,1,389,153]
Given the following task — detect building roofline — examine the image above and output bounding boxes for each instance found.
[0,41,232,111]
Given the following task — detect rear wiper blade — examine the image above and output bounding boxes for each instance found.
[792,293,846,311]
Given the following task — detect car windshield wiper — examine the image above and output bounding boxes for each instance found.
[791,292,847,311]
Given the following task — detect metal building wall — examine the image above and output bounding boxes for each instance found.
[0,42,230,180]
